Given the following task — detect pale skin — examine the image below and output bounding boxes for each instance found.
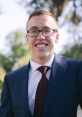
[26,15,59,64]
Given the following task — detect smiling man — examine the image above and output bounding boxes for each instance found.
[0,10,82,117]
[26,11,59,64]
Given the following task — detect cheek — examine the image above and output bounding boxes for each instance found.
[27,39,36,50]
[27,37,32,44]
[55,33,59,43]
[51,35,58,43]
[27,39,32,48]
[48,36,56,44]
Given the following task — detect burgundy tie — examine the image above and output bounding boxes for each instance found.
[34,66,50,117]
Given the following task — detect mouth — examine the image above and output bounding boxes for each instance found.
[35,43,48,48]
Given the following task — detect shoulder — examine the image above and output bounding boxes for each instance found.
[8,64,29,75]
[4,63,30,81]
[55,54,82,67]
[61,56,82,69]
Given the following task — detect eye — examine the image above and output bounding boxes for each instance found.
[43,29,51,34]
[30,30,38,33]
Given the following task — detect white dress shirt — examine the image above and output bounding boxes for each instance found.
[28,54,54,114]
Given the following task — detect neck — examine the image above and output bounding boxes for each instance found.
[31,54,54,65]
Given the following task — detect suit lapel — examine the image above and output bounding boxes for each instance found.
[16,63,31,114]
[43,55,67,116]
[23,63,31,113]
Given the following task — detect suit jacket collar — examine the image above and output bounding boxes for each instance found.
[42,54,67,117]
[49,54,67,82]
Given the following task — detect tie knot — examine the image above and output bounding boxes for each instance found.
[37,66,50,74]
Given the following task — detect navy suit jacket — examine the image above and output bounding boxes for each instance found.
[0,55,82,117]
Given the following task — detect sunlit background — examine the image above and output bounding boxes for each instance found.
[0,0,27,51]
[0,0,82,55]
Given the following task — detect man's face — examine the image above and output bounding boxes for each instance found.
[26,15,59,62]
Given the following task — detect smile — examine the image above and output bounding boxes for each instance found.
[35,43,48,47]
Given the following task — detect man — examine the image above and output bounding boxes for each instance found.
[0,10,82,117]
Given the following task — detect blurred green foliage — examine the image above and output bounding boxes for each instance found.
[0,30,28,73]
[62,44,82,59]
[0,80,2,90]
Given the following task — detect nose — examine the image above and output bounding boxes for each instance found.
[37,31,45,40]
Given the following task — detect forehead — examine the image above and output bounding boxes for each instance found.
[27,15,57,29]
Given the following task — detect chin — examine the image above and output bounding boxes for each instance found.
[37,52,51,58]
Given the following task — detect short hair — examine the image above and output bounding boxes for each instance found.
[28,10,55,22]
[26,10,57,30]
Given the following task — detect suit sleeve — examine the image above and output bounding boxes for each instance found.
[0,75,13,117]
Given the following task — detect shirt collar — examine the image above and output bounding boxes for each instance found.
[30,54,55,71]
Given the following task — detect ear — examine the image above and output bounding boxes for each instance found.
[55,33,59,43]
[26,34,29,43]
[26,33,27,39]
[26,34,28,42]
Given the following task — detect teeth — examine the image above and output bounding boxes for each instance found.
[36,44,46,47]
[35,44,47,47]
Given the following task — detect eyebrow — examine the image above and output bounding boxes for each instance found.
[29,26,52,30]
[30,26,38,29]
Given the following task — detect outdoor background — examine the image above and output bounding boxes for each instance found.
[0,0,82,116]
